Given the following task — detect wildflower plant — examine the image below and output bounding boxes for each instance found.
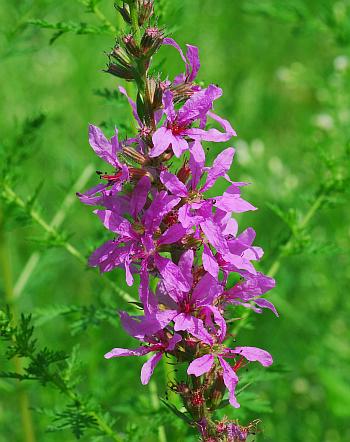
[77,1,277,439]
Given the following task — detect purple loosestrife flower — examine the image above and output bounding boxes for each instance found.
[163,38,201,86]
[89,183,190,292]
[105,331,182,385]
[188,345,273,408]
[149,87,236,158]
[77,125,129,205]
[225,271,279,316]
[119,250,226,344]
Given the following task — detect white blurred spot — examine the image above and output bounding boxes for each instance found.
[313,113,334,131]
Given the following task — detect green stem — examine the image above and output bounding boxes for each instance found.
[267,192,325,278]
[0,210,36,442]
[129,0,141,43]
[13,164,95,299]
[2,184,136,304]
[56,387,122,441]
[93,5,117,34]
[234,191,326,335]
[149,380,167,442]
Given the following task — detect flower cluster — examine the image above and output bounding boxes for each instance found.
[79,2,277,440]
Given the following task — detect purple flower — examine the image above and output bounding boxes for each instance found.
[149,88,235,158]
[163,38,201,85]
[77,125,129,205]
[105,331,182,385]
[118,250,226,344]
[160,147,256,228]
[89,183,191,296]
[187,345,273,408]
[225,272,278,316]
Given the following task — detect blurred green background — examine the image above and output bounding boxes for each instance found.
[1,0,350,441]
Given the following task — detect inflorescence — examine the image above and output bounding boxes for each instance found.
[78,2,277,440]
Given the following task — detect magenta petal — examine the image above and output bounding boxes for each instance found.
[104,346,150,359]
[94,210,135,237]
[203,244,219,278]
[174,313,213,345]
[89,125,117,166]
[162,89,176,122]
[171,135,189,158]
[215,186,257,213]
[154,255,191,293]
[150,127,174,157]
[141,352,163,385]
[200,219,229,255]
[160,170,188,197]
[218,356,240,408]
[186,44,200,81]
[167,333,182,351]
[130,175,151,217]
[178,249,194,287]
[232,346,273,367]
[189,140,205,189]
[201,148,235,192]
[187,354,215,377]
[143,191,180,231]
[192,273,222,305]
[254,298,279,317]
[158,223,187,245]
[88,240,115,267]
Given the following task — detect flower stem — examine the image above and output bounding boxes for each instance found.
[267,192,325,278]
[1,183,136,304]
[13,164,95,299]
[0,210,36,442]
[92,4,117,34]
[234,190,326,336]
[129,0,141,43]
[149,380,167,442]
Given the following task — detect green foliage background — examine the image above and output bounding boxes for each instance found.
[1,0,350,441]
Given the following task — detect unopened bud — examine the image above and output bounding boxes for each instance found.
[138,0,154,25]
[147,78,163,111]
[129,167,153,182]
[106,63,135,80]
[141,27,164,57]
[123,34,141,57]
[115,2,131,24]
[177,161,191,183]
[111,45,131,68]
[122,146,148,165]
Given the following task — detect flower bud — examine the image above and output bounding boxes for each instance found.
[115,2,131,24]
[138,0,154,25]
[123,34,141,58]
[171,82,198,103]
[147,78,163,111]
[141,27,164,58]
[116,1,154,27]
[122,146,148,165]
[106,45,136,80]
[111,45,132,68]
[177,161,191,183]
[207,373,226,409]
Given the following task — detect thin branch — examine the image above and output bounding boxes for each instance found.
[2,183,136,304]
